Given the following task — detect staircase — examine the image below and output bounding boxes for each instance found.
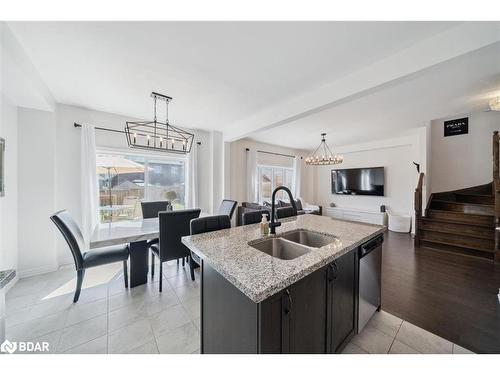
[414,132,500,263]
[419,183,496,261]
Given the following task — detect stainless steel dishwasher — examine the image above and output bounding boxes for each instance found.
[358,234,384,333]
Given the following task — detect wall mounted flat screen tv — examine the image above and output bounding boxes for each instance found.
[331,167,384,196]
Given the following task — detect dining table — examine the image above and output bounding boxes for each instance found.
[90,213,208,288]
[90,218,160,288]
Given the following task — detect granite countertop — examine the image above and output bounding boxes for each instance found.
[0,269,16,289]
[182,214,386,303]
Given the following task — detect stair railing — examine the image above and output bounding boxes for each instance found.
[493,131,500,263]
[414,172,425,247]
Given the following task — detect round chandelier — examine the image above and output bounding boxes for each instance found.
[305,133,343,166]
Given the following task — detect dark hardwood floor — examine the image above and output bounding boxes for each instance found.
[382,231,500,353]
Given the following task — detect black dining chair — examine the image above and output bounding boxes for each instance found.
[189,215,231,281]
[150,209,201,292]
[242,209,270,225]
[50,210,129,303]
[140,201,177,278]
[217,199,237,221]
[141,201,170,219]
[276,206,297,219]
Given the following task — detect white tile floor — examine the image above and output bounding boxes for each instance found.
[6,261,201,354]
[343,310,474,354]
[5,262,474,354]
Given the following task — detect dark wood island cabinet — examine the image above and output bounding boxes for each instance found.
[201,248,358,354]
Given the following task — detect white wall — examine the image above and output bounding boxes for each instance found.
[0,21,56,280]
[195,132,213,215]
[430,111,500,193]
[0,96,18,273]
[17,107,58,276]
[314,129,428,218]
[210,131,224,214]
[228,138,316,205]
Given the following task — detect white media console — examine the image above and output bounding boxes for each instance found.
[324,206,387,226]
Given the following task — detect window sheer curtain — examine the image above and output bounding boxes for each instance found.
[246,149,258,203]
[81,124,99,247]
[292,156,302,199]
[185,142,199,208]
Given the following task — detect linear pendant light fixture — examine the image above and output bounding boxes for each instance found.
[305,133,343,166]
[125,92,195,154]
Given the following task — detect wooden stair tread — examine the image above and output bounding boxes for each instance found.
[421,216,493,228]
[426,210,494,225]
[428,201,494,216]
[420,233,494,253]
[419,240,495,261]
[455,193,494,197]
[427,208,494,216]
[454,193,494,205]
[431,199,493,208]
[420,226,494,240]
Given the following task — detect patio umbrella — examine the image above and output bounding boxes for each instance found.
[96,156,145,208]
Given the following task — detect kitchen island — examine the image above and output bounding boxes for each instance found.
[182,214,385,354]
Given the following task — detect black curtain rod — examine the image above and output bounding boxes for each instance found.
[246,148,302,159]
[74,122,124,134]
[74,122,201,145]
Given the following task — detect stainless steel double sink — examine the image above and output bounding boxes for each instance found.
[248,229,337,260]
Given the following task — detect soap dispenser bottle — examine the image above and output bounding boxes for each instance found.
[260,213,269,236]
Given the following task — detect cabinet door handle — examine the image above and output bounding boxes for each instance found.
[284,289,293,314]
[327,265,334,281]
[328,263,338,281]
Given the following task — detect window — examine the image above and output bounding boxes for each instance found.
[97,151,185,223]
[257,165,294,203]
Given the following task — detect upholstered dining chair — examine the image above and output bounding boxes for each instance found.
[242,209,270,225]
[189,215,231,281]
[150,208,201,292]
[50,210,129,303]
[141,200,170,219]
[217,199,238,221]
[140,200,173,278]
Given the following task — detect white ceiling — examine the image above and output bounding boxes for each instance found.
[8,21,462,133]
[248,41,500,149]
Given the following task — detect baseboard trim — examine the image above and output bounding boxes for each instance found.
[17,264,58,279]
[58,256,74,267]
[17,256,75,279]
